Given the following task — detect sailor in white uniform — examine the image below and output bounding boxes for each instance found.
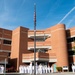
[36,62,38,74]
[0,66,1,73]
[72,64,75,73]
[50,66,53,73]
[32,65,34,73]
[45,65,47,73]
[19,65,22,73]
[27,66,30,73]
[29,62,32,74]
[23,65,25,73]
[22,65,24,73]
[1,65,4,73]
[38,64,42,74]
[47,65,50,73]
[42,66,45,74]
[74,64,75,73]
[26,65,28,73]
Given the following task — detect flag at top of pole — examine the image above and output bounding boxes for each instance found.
[34,3,36,26]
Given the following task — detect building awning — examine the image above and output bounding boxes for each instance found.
[28,34,51,39]
[28,46,52,50]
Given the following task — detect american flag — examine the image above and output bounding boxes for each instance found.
[34,3,36,26]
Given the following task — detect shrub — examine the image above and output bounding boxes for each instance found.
[56,67,62,72]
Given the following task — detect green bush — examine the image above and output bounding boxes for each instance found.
[56,67,62,72]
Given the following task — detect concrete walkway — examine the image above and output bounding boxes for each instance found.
[0,72,75,75]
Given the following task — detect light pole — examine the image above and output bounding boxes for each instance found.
[34,3,36,75]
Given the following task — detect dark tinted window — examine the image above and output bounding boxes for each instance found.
[67,37,75,43]
[68,51,75,55]
[3,40,11,45]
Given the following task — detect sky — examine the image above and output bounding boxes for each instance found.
[0,0,75,30]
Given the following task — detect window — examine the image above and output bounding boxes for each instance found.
[67,37,75,43]
[8,53,11,57]
[68,51,75,55]
[35,38,45,42]
[30,49,47,53]
[0,39,1,44]
[3,40,11,45]
[36,49,47,53]
[74,37,75,41]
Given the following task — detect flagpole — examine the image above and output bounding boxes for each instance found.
[34,3,36,75]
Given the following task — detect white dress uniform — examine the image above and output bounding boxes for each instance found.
[21,66,24,73]
[74,65,75,73]
[24,66,26,73]
[26,66,28,73]
[47,66,50,73]
[23,65,25,73]
[1,65,4,73]
[72,64,75,73]
[45,66,47,73]
[28,66,30,73]
[42,66,45,73]
[32,66,34,73]
[50,66,53,73]
[38,64,42,74]
[29,62,32,74]
[36,62,38,74]
[19,65,21,73]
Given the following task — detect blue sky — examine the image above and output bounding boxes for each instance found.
[0,0,75,30]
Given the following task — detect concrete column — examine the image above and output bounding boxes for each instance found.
[51,24,69,67]
[11,26,29,71]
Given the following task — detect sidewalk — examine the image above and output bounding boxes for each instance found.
[0,72,75,75]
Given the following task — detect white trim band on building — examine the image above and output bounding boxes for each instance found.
[22,58,49,63]
[0,37,11,41]
[22,58,57,63]
[28,46,52,50]
[0,60,8,64]
[49,59,57,62]
[0,50,11,53]
[28,34,51,38]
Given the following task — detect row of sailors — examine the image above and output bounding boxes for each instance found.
[0,65,4,73]
[19,64,53,74]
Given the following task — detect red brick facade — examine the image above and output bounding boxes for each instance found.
[0,24,75,71]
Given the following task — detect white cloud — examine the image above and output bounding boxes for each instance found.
[38,0,63,28]
[58,7,75,24]
[15,0,26,17]
[0,0,17,29]
[66,16,75,28]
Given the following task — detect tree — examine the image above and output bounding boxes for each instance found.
[56,67,62,72]
[73,46,75,49]
[72,40,75,54]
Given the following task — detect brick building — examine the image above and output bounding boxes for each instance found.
[0,24,75,71]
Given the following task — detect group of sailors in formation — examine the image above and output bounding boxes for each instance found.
[0,65,4,73]
[72,64,75,73]
[19,62,53,74]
